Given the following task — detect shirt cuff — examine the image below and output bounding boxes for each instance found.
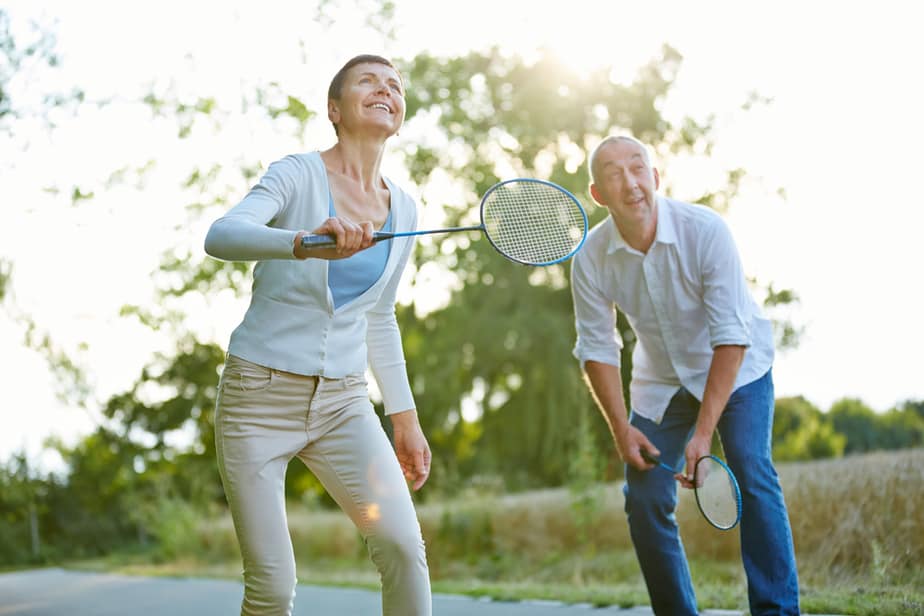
[709,321,752,348]
[573,344,622,370]
[374,362,417,414]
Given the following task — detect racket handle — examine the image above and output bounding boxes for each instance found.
[300,231,396,248]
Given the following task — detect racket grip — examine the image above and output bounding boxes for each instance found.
[300,231,396,249]
[301,234,337,248]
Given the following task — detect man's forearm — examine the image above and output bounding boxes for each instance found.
[695,345,746,439]
[583,360,630,441]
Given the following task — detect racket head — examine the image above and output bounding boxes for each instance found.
[692,455,742,531]
[479,178,588,266]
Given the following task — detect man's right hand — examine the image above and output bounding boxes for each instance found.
[615,425,661,471]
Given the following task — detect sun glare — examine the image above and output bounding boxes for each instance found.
[541,35,656,85]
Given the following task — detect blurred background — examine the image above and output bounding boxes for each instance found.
[1,1,922,613]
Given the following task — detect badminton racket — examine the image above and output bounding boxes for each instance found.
[301,178,588,266]
[641,450,742,531]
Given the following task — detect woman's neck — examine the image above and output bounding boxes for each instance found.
[321,139,386,191]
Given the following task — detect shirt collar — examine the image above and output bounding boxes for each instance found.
[654,196,678,245]
[605,195,676,254]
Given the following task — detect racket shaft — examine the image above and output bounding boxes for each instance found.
[300,225,483,248]
[640,450,678,473]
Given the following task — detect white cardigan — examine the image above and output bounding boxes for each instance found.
[204,151,418,414]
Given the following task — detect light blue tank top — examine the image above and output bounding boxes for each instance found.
[327,194,393,309]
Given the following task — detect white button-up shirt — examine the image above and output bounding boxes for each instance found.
[570,196,774,423]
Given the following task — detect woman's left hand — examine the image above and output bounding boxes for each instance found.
[390,409,431,491]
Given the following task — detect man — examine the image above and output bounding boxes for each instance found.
[570,135,800,615]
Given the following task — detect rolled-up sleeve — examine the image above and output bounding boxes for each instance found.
[700,217,752,348]
[570,252,623,369]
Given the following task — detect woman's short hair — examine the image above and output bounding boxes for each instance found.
[327,54,401,101]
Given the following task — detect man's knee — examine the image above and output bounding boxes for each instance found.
[624,479,677,522]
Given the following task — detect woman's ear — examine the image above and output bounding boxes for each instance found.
[327,100,340,125]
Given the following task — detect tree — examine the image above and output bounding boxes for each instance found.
[773,396,845,461]
[0,454,44,564]
[874,402,924,450]
[829,398,881,454]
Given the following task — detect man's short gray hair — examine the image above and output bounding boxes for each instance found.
[587,135,653,185]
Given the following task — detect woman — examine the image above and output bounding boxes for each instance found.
[204,54,432,616]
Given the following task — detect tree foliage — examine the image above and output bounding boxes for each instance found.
[830,397,924,454]
[772,396,845,461]
[2,7,90,404]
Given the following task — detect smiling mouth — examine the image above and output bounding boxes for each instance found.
[368,103,392,113]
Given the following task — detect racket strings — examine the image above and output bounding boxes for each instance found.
[481,181,586,265]
[694,458,741,529]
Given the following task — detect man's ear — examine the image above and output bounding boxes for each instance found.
[653,167,660,190]
[589,183,604,206]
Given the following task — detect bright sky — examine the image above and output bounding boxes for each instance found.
[2,0,922,471]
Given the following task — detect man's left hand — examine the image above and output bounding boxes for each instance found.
[679,433,712,489]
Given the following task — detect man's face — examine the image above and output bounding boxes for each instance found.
[590,139,660,227]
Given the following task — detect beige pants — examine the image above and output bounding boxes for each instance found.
[214,355,431,616]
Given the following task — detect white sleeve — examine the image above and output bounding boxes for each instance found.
[366,205,418,414]
[203,156,302,261]
[700,216,753,348]
[570,251,623,369]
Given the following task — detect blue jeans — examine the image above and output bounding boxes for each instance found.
[623,370,800,615]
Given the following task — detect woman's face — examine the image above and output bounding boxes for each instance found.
[329,62,405,138]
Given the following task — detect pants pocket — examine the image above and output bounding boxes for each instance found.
[222,355,274,392]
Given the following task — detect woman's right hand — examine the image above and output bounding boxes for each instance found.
[293,217,375,260]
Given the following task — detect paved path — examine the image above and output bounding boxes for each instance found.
[0,568,718,615]
[0,568,828,615]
